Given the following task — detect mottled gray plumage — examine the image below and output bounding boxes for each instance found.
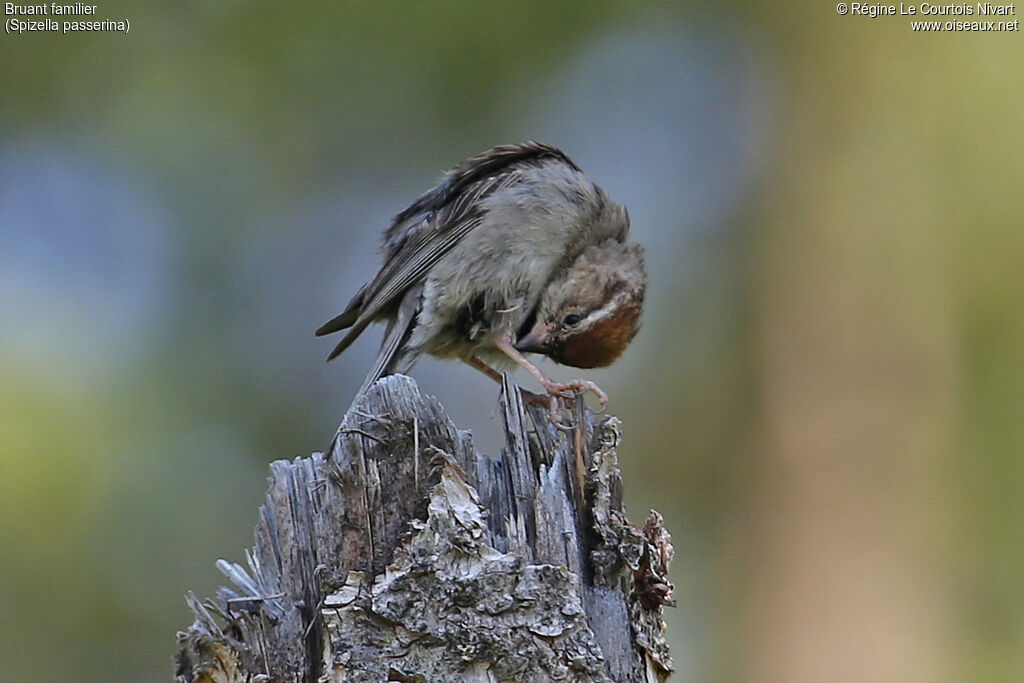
[317,142,646,404]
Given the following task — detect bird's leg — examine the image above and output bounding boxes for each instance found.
[493,337,609,414]
[460,356,551,408]
[461,355,504,383]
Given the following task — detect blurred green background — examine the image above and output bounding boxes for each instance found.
[2,2,1022,681]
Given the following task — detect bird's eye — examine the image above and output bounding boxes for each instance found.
[563,314,582,327]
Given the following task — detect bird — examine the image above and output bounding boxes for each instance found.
[316,142,646,419]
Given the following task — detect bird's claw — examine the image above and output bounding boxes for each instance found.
[548,397,577,430]
[532,378,609,427]
[543,379,609,410]
[522,379,609,427]
[519,389,577,429]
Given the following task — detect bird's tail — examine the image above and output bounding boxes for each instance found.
[316,284,373,361]
[358,284,421,394]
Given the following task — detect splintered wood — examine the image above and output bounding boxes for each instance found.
[175,375,673,682]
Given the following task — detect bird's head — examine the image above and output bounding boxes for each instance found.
[515,241,646,368]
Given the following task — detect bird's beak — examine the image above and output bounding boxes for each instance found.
[514,320,552,353]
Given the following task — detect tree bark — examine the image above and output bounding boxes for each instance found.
[175,374,673,682]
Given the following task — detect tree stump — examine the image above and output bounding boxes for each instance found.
[175,374,674,682]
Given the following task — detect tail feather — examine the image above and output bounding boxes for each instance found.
[325,318,374,361]
[318,285,372,361]
[358,285,421,393]
[316,283,368,337]
[316,308,360,337]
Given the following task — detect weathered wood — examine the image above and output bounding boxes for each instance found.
[175,374,673,682]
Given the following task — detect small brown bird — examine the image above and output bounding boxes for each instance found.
[316,142,646,418]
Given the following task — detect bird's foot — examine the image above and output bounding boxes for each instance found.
[519,389,568,428]
[490,337,608,426]
[542,378,609,411]
[529,378,608,428]
[520,388,552,406]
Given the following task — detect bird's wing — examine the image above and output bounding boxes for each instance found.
[318,142,578,361]
[321,178,496,361]
[380,141,579,255]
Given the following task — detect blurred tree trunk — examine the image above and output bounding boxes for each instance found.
[737,12,955,683]
[175,375,673,682]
